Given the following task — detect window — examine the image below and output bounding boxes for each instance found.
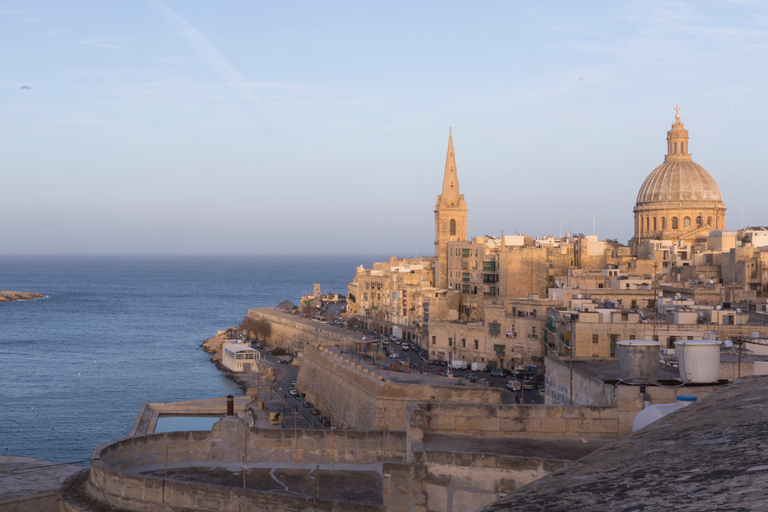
[450,219,456,236]
[462,338,466,348]
[432,336,436,345]
[530,326,537,339]
[462,284,470,293]
[629,334,636,340]
[662,217,667,229]
[610,335,618,357]
[653,217,657,231]
[461,248,470,258]
[684,217,691,228]
[592,334,599,344]
[448,337,453,347]
[483,261,496,271]
[462,273,470,282]
[489,322,501,335]
[672,217,679,229]
[707,216,712,226]
[696,216,702,227]
[681,142,685,153]
[474,339,479,350]
[674,141,678,154]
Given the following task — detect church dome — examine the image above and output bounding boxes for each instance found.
[636,159,723,205]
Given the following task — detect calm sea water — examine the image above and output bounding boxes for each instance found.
[0,255,384,463]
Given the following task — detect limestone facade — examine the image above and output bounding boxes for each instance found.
[434,130,468,290]
[633,108,726,249]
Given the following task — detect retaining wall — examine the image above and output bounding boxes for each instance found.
[298,346,506,431]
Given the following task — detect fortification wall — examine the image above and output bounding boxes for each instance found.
[299,346,506,431]
[82,417,406,512]
[410,402,620,439]
[246,308,358,351]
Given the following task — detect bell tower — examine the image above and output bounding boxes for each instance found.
[434,129,468,289]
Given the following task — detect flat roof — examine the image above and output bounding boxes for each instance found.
[224,343,257,353]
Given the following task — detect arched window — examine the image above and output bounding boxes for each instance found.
[450,219,456,236]
[672,217,678,229]
[674,142,678,154]
[646,218,650,231]
[696,216,702,227]
[662,217,667,230]
[681,142,685,154]
[684,217,691,228]
[653,217,657,231]
[707,216,712,226]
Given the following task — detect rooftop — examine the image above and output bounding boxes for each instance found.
[481,376,768,511]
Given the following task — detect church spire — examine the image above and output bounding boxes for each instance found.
[440,129,461,204]
[666,105,691,161]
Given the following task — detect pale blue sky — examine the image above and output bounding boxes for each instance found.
[2,1,766,255]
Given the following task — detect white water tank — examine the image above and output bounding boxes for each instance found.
[633,395,697,432]
[675,340,721,383]
[617,340,661,382]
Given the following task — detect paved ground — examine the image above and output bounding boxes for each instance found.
[424,433,612,461]
[0,455,83,506]
[142,463,383,505]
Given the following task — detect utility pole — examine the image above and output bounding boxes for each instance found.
[653,261,659,341]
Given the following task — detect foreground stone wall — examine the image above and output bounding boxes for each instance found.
[84,417,406,512]
[298,345,506,431]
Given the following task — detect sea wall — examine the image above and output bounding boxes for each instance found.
[246,308,359,351]
[298,346,506,431]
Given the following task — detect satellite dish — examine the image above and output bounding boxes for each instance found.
[724,340,734,349]
[555,280,561,288]
[736,308,742,313]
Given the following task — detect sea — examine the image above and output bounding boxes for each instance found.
[0,254,386,464]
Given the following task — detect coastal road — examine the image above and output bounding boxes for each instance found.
[258,350,325,429]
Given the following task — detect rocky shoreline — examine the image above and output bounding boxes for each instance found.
[0,290,44,303]
[201,328,275,394]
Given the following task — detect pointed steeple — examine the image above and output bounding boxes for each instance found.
[440,129,461,204]
[665,105,691,161]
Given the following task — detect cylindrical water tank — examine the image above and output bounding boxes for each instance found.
[633,395,697,432]
[675,340,721,383]
[617,340,661,382]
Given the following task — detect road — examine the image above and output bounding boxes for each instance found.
[257,350,327,429]
[362,339,545,405]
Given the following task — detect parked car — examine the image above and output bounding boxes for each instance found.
[322,418,331,427]
[523,379,534,390]
[538,386,546,397]
[303,401,312,408]
[490,369,505,378]
[311,408,320,415]
[294,395,302,401]
[462,374,478,382]
[289,389,298,396]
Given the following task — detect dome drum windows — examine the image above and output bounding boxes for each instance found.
[672,217,679,230]
[684,217,691,229]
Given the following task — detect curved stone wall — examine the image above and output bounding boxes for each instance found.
[83,417,406,512]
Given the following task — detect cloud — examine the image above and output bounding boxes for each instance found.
[148,0,272,127]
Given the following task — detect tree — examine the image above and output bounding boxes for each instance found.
[241,315,272,342]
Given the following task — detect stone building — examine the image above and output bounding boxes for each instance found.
[632,107,726,249]
[434,130,468,290]
[346,257,435,343]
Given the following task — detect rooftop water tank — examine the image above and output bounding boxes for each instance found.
[617,340,661,382]
[675,340,721,383]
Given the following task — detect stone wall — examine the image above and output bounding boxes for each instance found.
[409,402,620,439]
[246,308,359,351]
[84,417,406,512]
[298,345,506,431]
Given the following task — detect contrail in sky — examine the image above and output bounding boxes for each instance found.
[149,0,271,126]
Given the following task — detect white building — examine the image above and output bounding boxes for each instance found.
[221,343,260,372]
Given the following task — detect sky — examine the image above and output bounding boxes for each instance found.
[2,0,767,255]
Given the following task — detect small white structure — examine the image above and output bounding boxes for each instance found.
[222,343,260,372]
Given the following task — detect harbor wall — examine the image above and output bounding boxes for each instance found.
[246,308,358,351]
